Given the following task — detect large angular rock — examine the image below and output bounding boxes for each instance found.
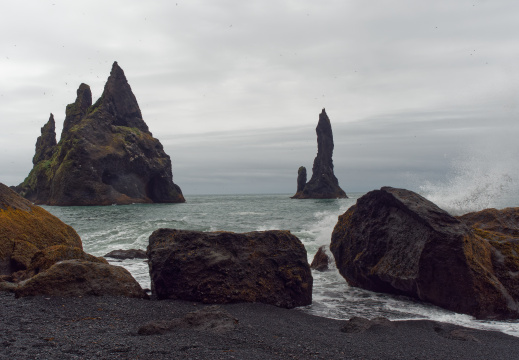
[14,259,148,298]
[292,109,347,199]
[15,62,184,205]
[330,186,519,319]
[147,229,312,308]
[0,183,82,276]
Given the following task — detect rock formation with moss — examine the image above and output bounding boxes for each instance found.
[292,109,347,199]
[16,62,185,205]
[0,182,147,298]
[0,182,82,277]
[330,187,519,320]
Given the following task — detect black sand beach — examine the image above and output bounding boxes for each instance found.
[1,292,518,360]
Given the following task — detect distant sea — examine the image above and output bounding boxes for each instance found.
[43,188,519,337]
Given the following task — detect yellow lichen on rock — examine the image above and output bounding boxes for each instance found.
[0,183,82,276]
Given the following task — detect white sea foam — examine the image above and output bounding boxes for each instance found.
[419,143,519,214]
[107,258,151,290]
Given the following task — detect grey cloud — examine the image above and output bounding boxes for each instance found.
[2,1,519,195]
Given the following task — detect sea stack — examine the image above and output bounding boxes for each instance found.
[291,109,347,199]
[15,62,185,205]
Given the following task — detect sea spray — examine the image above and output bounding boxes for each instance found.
[419,143,519,214]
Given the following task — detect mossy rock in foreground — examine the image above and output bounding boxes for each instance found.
[14,259,148,299]
[0,183,82,276]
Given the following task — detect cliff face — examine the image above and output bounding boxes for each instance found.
[292,109,347,199]
[16,62,185,205]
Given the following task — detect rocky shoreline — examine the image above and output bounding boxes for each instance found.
[2,292,519,360]
[4,175,519,358]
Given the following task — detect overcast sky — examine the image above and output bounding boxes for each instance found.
[1,0,519,196]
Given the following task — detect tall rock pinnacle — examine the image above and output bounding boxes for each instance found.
[98,61,148,132]
[61,83,92,136]
[33,114,57,165]
[291,109,347,199]
[16,62,185,205]
[296,166,307,193]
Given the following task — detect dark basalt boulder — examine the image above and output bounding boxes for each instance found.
[14,259,148,299]
[147,229,313,308]
[104,248,147,260]
[330,186,519,319]
[292,109,347,199]
[15,61,185,205]
[310,245,331,271]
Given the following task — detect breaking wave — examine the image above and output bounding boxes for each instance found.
[419,144,519,215]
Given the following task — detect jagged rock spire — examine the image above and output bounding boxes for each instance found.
[98,61,148,132]
[33,114,57,164]
[16,62,184,205]
[292,108,347,199]
[62,83,92,136]
[296,166,307,193]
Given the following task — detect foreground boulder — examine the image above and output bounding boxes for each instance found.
[0,183,82,276]
[14,259,147,298]
[147,229,312,308]
[330,186,519,319]
[15,61,184,205]
[292,109,347,199]
[1,182,146,299]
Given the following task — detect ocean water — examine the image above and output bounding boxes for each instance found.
[42,190,519,338]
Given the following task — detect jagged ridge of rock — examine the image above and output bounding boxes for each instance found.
[330,186,519,320]
[16,62,185,205]
[291,109,347,199]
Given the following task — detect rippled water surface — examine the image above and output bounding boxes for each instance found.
[43,192,519,337]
